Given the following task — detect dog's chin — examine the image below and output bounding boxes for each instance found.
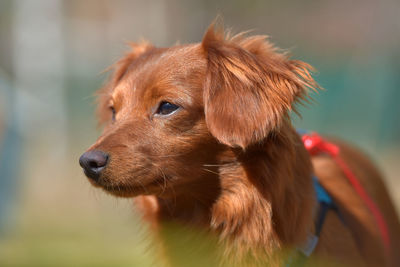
[102,186,141,198]
[87,177,167,198]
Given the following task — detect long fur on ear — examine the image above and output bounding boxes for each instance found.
[96,41,153,125]
[202,24,318,148]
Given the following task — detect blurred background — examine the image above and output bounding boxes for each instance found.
[0,0,399,266]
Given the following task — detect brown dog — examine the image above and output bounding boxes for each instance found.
[79,24,400,266]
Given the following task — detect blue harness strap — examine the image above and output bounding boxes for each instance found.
[297,129,336,237]
[297,130,336,237]
[286,177,336,266]
[313,176,336,237]
[286,130,338,265]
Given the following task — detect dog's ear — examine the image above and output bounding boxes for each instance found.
[202,25,318,149]
[97,41,153,125]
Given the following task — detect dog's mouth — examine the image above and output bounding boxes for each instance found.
[91,177,169,197]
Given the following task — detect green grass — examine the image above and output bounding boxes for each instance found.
[0,218,157,267]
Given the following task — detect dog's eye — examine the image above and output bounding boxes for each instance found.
[110,106,116,121]
[156,101,180,116]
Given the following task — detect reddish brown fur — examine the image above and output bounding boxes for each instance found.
[82,24,400,266]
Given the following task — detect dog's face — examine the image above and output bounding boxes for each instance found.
[80,44,218,197]
[79,26,316,197]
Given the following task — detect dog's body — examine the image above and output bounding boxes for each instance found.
[79,25,400,266]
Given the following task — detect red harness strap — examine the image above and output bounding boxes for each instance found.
[301,132,391,254]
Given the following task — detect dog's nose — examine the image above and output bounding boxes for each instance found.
[79,150,109,181]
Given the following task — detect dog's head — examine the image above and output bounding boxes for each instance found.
[79,25,317,197]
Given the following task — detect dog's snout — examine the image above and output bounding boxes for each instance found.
[79,150,109,181]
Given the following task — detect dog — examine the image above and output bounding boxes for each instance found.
[79,24,400,266]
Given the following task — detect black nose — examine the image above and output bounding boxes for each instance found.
[79,150,109,181]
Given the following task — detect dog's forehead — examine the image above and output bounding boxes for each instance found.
[114,44,206,99]
[134,44,204,82]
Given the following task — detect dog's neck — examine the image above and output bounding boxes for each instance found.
[151,126,315,261]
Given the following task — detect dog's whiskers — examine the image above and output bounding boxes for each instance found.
[137,178,149,195]
[203,164,225,167]
[202,168,219,175]
[158,167,168,194]
[147,153,185,158]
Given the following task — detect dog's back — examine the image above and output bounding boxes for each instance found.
[312,139,400,266]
